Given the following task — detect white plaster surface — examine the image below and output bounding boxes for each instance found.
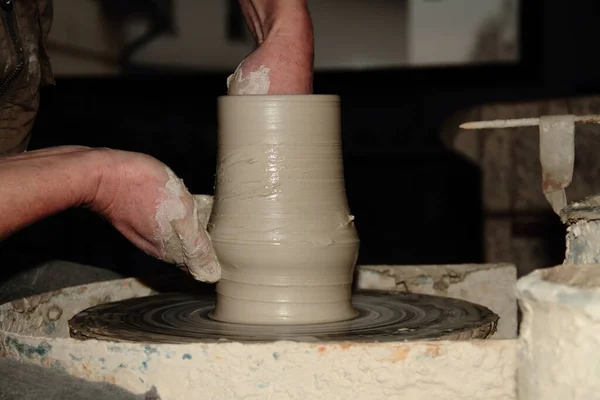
[357,263,517,339]
[517,264,600,399]
[565,220,600,264]
[0,275,517,400]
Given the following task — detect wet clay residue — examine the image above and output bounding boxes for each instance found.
[154,166,220,283]
[227,61,271,95]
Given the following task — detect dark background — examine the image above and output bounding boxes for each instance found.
[2,0,599,280]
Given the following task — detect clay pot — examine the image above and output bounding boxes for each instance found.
[517,264,600,399]
[208,95,360,324]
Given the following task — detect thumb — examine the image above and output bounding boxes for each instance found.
[180,221,221,283]
[155,167,221,283]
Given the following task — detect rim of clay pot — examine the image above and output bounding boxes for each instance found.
[516,264,600,314]
[218,94,340,101]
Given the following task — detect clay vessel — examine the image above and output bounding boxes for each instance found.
[208,95,360,324]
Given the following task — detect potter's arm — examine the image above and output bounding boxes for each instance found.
[0,146,98,239]
[230,0,314,94]
[0,146,220,282]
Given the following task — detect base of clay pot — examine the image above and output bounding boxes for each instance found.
[209,293,359,325]
[68,290,498,343]
[210,279,359,325]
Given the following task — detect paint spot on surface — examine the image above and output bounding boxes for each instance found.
[215,356,222,361]
[257,381,270,389]
[108,346,123,353]
[118,363,125,368]
[44,322,56,335]
[182,353,192,360]
[426,344,442,358]
[317,346,326,354]
[5,337,51,358]
[272,352,279,360]
[141,361,148,370]
[70,354,83,361]
[390,346,410,362]
[339,344,352,350]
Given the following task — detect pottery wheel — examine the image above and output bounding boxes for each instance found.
[68,291,498,344]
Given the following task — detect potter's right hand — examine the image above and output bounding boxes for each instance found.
[228,0,314,94]
[0,146,220,283]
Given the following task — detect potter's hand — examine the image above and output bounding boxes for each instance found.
[228,0,314,94]
[0,146,220,282]
[89,148,220,282]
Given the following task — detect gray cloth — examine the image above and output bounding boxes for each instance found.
[0,358,159,400]
[0,260,126,304]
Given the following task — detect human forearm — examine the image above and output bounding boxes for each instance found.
[238,0,312,42]
[229,0,314,94]
[0,145,220,282]
[0,146,100,239]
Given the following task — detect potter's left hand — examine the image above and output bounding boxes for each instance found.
[88,148,220,282]
[0,146,220,282]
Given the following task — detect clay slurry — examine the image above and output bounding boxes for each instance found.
[207,95,360,324]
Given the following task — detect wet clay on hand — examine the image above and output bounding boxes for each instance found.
[208,95,360,324]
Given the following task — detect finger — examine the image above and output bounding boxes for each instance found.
[155,166,221,282]
[182,226,221,283]
[0,146,92,164]
[161,201,221,283]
